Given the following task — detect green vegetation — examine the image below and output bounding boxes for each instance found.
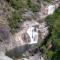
[44,0,52,3]
[6,0,40,33]
[6,0,27,33]
[7,0,39,12]
[27,0,39,12]
[44,6,60,60]
[7,0,27,10]
[8,12,22,33]
[6,0,60,59]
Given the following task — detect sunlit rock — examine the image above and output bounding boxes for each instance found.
[14,20,49,46]
[0,52,13,60]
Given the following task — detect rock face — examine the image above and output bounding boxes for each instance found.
[0,23,12,53]
[5,19,48,59]
[5,20,48,59]
[0,24,10,41]
[14,20,48,46]
[0,0,60,60]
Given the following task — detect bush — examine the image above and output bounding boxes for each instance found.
[45,6,60,60]
[6,0,40,12]
[6,0,40,34]
[6,0,27,10]
[8,12,22,33]
[27,0,39,12]
[44,0,52,3]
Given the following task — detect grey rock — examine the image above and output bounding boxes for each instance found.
[0,52,13,60]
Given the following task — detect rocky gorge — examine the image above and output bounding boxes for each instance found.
[0,0,60,60]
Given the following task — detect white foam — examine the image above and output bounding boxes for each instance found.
[27,27,38,44]
[48,5,55,15]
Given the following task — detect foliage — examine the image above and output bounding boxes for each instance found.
[47,51,55,59]
[27,0,39,12]
[8,12,22,33]
[6,0,40,33]
[44,0,52,3]
[45,6,60,60]
[6,0,39,12]
[7,0,27,10]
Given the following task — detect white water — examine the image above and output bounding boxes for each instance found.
[27,27,38,44]
[48,5,55,15]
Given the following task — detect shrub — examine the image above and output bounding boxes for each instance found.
[45,6,60,60]
[8,12,22,33]
[27,0,39,12]
[44,0,52,3]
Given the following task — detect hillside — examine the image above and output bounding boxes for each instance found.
[0,0,60,60]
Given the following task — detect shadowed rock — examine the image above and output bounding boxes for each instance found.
[6,45,31,58]
[0,25,10,41]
